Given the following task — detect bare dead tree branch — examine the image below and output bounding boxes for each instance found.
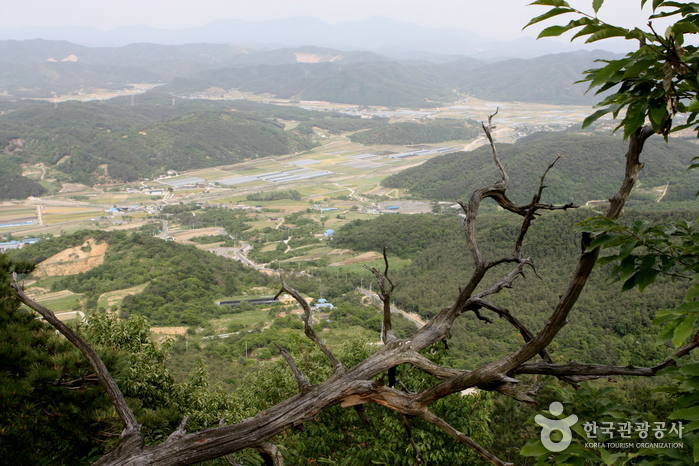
[276,275,344,376]
[482,108,508,184]
[255,442,284,466]
[275,343,311,395]
[515,154,563,258]
[412,125,657,408]
[517,330,699,377]
[419,409,513,466]
[354,405,370,427]
[365,245,396,344]
[10,275,143,445]
[400,414,424,465]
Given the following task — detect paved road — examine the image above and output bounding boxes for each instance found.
[230,241,277,273]
[157,220,169,238]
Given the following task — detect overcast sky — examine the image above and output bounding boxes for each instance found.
[3,0,669,42]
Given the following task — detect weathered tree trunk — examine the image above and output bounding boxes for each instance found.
[12,121,699,466]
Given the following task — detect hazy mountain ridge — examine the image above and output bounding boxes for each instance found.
[0,38,619,106]
[439,50,620,105]
[0,16,631,57]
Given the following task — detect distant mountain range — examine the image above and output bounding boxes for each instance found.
[0,39,619,107]
[0,16,632,58]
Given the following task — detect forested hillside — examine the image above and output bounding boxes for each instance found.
[382,133,699,205]
[0,40,252,97]
[162,61,459,107]
[437,50,620,104]
[0,154,46,200]
[0,93,363,184]
[332,210,693,369]
[348,118,479,145]
[11,230,273,326]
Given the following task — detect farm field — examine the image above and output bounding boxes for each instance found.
[0,205,37,227]
[41,206,104,225]
[2,97,597,248]
[34,289,84,312]
[97,283,149,310]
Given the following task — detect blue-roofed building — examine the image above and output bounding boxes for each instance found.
[316,298,334,309]
[0,240,21,252]
[324,229,335,237]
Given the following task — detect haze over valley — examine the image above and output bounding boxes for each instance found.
[3,3,699,465]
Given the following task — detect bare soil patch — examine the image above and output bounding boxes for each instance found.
[34,239,108,279]
[330,251,382,266]
[328,249,353,255]
[170,228,227,243]
[104,220,149,231]
[151,327,187,336]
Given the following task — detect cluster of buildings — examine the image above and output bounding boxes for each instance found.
[513,124,571,139]
[123,186,164,196]
[106,204,161,216]
[0,237,40,252]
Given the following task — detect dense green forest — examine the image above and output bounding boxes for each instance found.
[10,230,272,326]
[382,132,699,206]
[0,154,46,200]
[0,93,352,185]
[348,118,479,145]
[295,116,387,135]
[332,210,694,370]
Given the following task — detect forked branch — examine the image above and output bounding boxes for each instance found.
[275,343,311,395]
[275,275,344,376]
[365,245,396,344]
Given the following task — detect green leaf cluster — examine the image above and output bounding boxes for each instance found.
[578,215,699,349]
[526,0,699,138]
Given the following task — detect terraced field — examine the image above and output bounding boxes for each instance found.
[97,283,149,311]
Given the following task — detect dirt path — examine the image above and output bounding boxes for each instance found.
[657,182,670,203]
